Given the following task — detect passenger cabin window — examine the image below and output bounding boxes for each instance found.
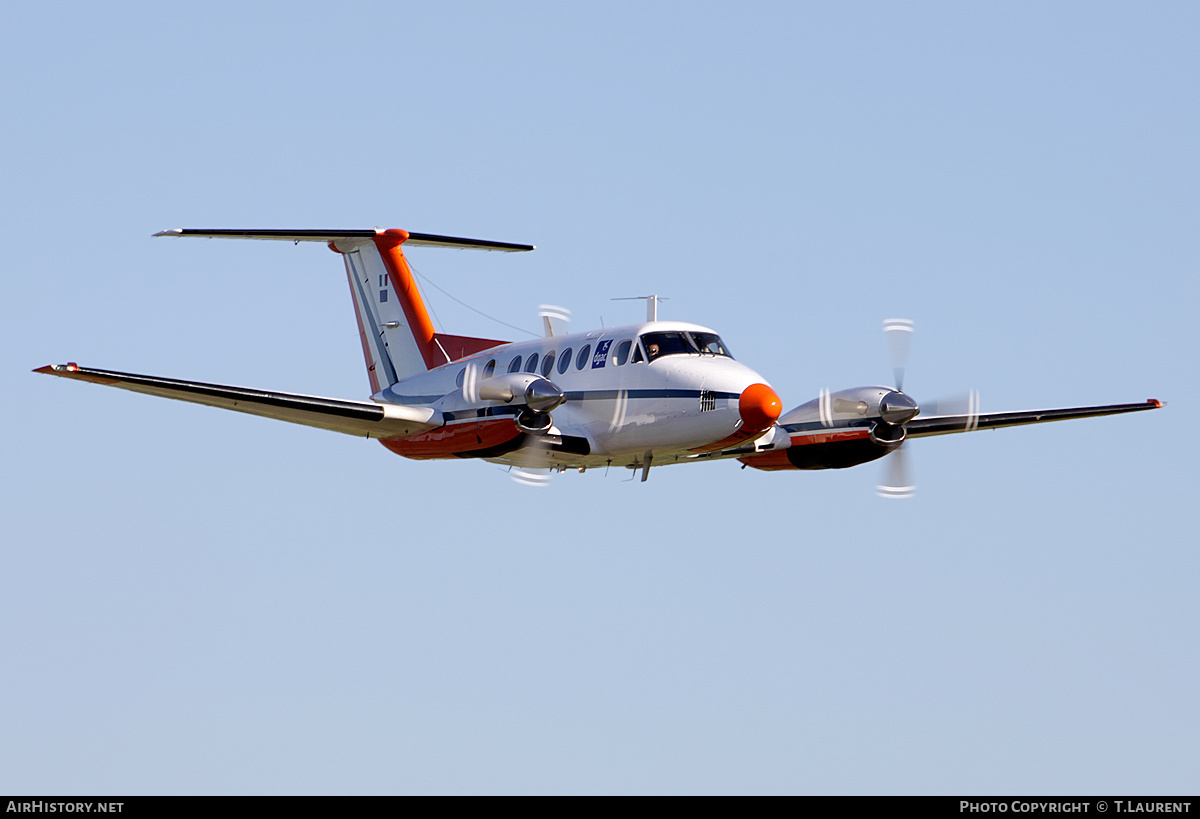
[575,344,591,371]
[455,368,465,387]
[541,351,556,377]
[508,355,522,373]
[483,359,496,378]
[614,339,632,365]
[524,353,540,373]
[558,348,573,375]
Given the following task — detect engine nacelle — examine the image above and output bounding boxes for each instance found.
[468,372,565,436]
[778,386,896,428]
[473,372,566,412]
[740,386,916,471]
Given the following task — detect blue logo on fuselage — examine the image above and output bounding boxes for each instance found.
[592,339,613,368]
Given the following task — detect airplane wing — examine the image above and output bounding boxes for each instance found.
[34,364,441,439]
[905,399,1163,438]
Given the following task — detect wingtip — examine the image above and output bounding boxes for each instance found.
[153,228,183,237]
[1149,398,1165,408]
[33,362,80,374]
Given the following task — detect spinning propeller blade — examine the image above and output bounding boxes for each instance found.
[510,428,558,487]
[818,387,833,428]
[883,318,914,391]
[509,304,573,485]
[877,443,915,499]
[511,464,552,487]
[539,304,571,338]
[920,390,981,431]
[462,360,481,404]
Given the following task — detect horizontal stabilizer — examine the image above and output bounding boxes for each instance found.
[34,364,442,439]
[154,228,534,252]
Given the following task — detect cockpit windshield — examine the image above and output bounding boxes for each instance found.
[640,331,734,362]
[689,332,732,357]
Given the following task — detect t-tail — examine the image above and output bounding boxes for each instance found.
[154,228,533,392]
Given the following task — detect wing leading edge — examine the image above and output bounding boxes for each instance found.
[34,364,441,439]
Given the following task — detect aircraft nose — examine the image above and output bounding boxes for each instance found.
[739,383,782,432]
[688,382,783,454]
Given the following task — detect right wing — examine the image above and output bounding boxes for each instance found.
[905,399,1163,438]
[34,363,442,439]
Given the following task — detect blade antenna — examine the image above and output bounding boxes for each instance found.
[612,295,668,322]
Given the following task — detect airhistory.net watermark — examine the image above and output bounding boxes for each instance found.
[6,803,123,814]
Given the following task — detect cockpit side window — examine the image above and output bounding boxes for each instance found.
[640,331,696,362]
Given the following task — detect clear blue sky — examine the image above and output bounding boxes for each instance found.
[3,1,1196,795]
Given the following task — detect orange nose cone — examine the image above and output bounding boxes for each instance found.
[739,383,782,432]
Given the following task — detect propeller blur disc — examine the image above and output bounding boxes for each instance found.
[922,389,980,431]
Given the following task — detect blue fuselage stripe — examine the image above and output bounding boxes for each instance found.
[430,389,741,422]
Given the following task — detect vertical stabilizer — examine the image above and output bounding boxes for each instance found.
[155,228,531,391]
[333,232,437,389]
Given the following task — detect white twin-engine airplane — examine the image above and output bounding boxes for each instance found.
[36,228,1163,492]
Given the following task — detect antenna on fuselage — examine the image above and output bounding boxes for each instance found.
[612,295,668,321]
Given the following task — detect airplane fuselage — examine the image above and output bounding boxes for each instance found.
[375,320,780,469]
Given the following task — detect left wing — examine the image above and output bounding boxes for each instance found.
[906,399,1163,438]
[34,363,441,439]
